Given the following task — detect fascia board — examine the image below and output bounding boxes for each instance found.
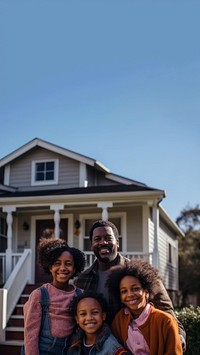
[0,190,165,207]
[105,173,145,186]
[0,184,16,192]
[0,138,109,171]
[38,140,97,166]
[159,205,185,238]
[0,139,38,167]
[94,161,110,173]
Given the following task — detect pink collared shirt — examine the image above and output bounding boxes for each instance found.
[125,303,151,355]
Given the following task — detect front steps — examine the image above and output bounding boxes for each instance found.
[0,284,40,355]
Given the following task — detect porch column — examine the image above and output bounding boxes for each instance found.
[50,204,64,238]
[152,203,159,268]
[3,206,16,279]
[97,202,113,220]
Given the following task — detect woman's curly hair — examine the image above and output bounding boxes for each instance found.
[38,237,85,277]
[106,259,161,300]
[69,291,107,317]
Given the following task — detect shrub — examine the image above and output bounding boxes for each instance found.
[175,306,200,354]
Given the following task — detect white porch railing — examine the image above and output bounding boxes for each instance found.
[0,252,22,284]
[0,251,153,284]
[0,249,32,341]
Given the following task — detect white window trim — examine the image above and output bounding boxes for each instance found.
[79,162,87,187]
[31,159,59,186]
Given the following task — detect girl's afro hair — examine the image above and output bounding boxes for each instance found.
[106,259,160,299]
[37,237,85,277]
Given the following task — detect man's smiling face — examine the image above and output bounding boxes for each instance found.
[91,226,119,263]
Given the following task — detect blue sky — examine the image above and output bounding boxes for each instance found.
[1,0,200,222]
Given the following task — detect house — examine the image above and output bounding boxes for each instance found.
[0,137,184,345]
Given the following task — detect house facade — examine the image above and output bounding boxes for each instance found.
[0,138,184,341]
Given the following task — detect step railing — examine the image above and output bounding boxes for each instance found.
[0,252,23,285]
[0,249,32,341]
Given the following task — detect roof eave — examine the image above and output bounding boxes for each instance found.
[159,205,185,237]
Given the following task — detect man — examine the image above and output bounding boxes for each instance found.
[75,219,186,351]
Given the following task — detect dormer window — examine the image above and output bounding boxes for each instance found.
[31,159,58,185]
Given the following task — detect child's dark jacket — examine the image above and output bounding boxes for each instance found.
[66,322,130,355]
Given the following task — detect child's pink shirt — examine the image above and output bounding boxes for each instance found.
[126,303,151,354]
[24,283,79,355]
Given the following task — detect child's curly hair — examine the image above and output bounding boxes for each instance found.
[38,237,85,277]
[69,291,107,317]
[106,259,160,299]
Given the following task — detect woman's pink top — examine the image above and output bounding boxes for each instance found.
[23,283,79,355]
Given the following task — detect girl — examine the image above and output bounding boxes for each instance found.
[106,259,183,355]
[67,291,131,354]
[23,237,85,355]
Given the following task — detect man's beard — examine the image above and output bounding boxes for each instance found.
[94,247,115,263]
[97,255,111,263]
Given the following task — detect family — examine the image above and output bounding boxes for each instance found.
[22,220,186,355]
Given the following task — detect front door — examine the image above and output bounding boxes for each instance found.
[35,218,68,283]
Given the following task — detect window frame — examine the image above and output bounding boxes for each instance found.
[31,159,59,186]
[167,241,177,266]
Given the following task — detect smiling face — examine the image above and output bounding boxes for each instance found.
[75,297,106,344]
[91,226,119,264]
[120,275,149,318]
[49,250,75,290]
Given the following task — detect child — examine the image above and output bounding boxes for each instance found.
[67,291,131,354]
[106,259,183,355]
[23,237,85,355]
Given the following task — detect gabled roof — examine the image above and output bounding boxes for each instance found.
[0,137,109,171]
[0,138,146,186]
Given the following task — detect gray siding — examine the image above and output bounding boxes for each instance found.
[9,147,80,191]
[158,219,178,291]
[96,171,119,186]
[126,206,143,251]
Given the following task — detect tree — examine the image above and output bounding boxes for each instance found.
[176,205,200,306]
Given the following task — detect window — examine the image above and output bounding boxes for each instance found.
[168,242,176,266]
[168,243,172,263]
[32,159,58,185]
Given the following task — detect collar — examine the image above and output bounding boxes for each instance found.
[124,303,151,327]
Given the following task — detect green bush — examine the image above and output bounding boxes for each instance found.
[175,306,200,354]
